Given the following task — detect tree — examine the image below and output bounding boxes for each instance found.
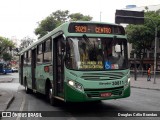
[2,52,12,61]
[35,10,69,38]
[19,36,36,51]
[34,10,92,38]
[126,25,153,58]
[69,13,92,21]
[0,36,15,57]
[35,16,59,38]
[126,9,160,71]
[126,9,160,58]
[52,10,69,24]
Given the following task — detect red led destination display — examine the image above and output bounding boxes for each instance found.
[68,23,125,35]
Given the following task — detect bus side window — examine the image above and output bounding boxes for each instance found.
[26,51,29,66]
[28,50,31,65]
[24,52,27,66]
[37,44,43,64]
[44,39,52,63]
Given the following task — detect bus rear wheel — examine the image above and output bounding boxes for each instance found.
[24,80,32,94]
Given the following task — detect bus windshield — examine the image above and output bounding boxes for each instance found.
[65,36,128,70]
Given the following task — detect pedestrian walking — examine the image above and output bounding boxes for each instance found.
[147,67,151,81]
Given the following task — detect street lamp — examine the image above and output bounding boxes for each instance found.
[100,12,102,22]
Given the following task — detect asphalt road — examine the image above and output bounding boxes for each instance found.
[1,73,160,120]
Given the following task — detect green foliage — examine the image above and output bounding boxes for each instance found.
[19,36,36,51]
[69,13,92,21]
[35,15,60,38]
[52,10,69,23]
[2,52,12,61]
[34,10,92,38]
[0,36,15,56]
[126,9,160,58]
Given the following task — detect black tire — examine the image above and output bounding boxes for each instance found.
[94,100,102,103]
[46,86,58,106]
[25,80,32,94]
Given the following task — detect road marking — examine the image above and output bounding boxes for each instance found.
[67,117,77,120]
[16,94,26,120]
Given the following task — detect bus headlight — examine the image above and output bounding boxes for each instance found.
[68,80,74,86]
[125,78,130,86]
[128,78,130,82]
[68,80,84,92]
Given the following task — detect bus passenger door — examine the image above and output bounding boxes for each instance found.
[31,49,36,90]
[53,36,65,98]
[19,55,24,85]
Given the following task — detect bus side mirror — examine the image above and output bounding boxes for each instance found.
[115,45,121,53]
[62,48,66,61]
[62,48,65,53]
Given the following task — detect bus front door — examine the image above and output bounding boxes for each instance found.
[54,36,65,98]
[19,55,24,85]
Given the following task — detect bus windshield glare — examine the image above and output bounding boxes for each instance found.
[66,37,128,70]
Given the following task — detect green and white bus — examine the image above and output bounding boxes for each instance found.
[19,21,130,105]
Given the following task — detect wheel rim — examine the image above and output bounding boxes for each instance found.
[49,89,52,100]
[25,80,28,92]
[25,84,27,91]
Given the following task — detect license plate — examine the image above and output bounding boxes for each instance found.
[100,92,112,97]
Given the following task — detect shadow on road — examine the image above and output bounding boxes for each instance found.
[23,88,126,117]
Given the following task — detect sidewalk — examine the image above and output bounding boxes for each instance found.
[0,78,13,83]
[131,75,160,91]
[0,90,14,112]
[0,78,14,115]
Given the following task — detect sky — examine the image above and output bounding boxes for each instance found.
[0,0,160,41]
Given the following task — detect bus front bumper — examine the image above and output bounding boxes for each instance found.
[65,82,130,102]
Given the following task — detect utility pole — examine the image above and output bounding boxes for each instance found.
[134,53,137,81]
[100,12,102,22]
[153,26,157,84]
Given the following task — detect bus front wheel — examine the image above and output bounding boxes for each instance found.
[46,86,58,106]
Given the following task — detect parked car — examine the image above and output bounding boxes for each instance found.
[3,68,12,74]
[12,67,18,72]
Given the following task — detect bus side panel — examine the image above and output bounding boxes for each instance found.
[34,64,53,94]
[35,65,46,94]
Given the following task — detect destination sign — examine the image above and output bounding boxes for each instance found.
[68,23,125,35]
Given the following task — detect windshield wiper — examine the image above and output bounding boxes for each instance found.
[82,34,93,48]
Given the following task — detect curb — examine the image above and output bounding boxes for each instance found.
[0,94,14,115]
[0,94,14,111]
[5,94,15,110]
[131,86,160,91]
[0,78,13,83]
